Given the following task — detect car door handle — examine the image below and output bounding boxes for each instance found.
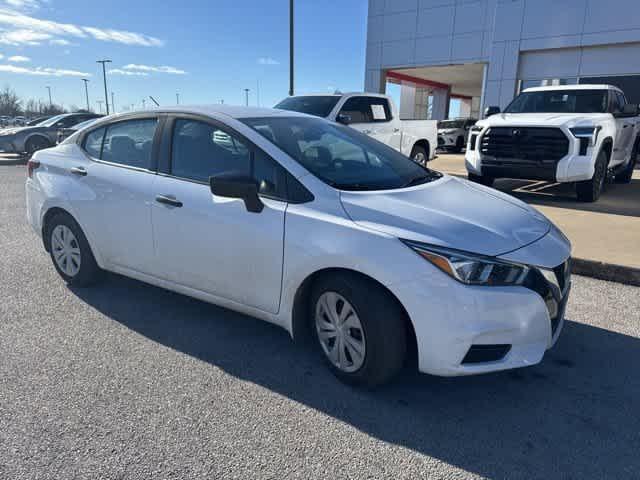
[155,194,183,208]
[393,128,400,132]
[70,166,87,176]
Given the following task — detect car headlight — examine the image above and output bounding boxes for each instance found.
[570,126,601,145]
[470,125,483,133]
[402,240,529,286]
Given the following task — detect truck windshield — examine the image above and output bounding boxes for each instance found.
[505,89,608,114]
[274,96,341,118]
[241,116,441,191]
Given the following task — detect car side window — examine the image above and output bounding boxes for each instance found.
[83,127,106,158]
[339,97,392,123]
[171,119,287,199]
[100,119,157,169]
[610,92,624,114]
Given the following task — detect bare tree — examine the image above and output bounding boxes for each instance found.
[0,86,22,116]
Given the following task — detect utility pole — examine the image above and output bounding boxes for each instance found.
[176,92,180,105]
[244,88,250,106]
[289,0,294,96]
[111,92,115,114]
[46,86,52,106]
[256,79,261,107]
[96,59,112,114]
[81,79,90,111]
[96,100,103,113]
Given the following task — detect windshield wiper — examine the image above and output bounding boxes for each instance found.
[402,172,439,188]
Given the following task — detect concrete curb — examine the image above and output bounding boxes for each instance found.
[572,258,640,287]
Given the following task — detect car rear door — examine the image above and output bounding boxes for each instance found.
[68,115,161,274]
[150,115,286,314]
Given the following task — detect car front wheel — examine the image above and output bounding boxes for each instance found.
[576,149,607,202]
[310,273,407,387]
[46,212,103,287]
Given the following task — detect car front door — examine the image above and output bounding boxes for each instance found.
[68,116,160,274]
[150,116,286,314]
[338,96,401,151]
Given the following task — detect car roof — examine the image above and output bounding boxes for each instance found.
[107,104,313,121]
[523,84,622,93]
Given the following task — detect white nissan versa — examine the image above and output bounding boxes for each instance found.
[26,106,572,387]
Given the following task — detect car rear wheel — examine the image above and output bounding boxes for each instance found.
[576,149,607,202]
[46,212,103,287]
[410,145,428,166]
[468,172,495,187]
[310,273,407,387]
[25,136,51,158]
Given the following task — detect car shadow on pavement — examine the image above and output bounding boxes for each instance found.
[71,273,640,479]
[493,177,640,218]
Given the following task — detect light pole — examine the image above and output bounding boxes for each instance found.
[96,59,112,114]
[96,100,103,113]
[289,0,294,96]
[111,91,115,113]
[81,78,90,111]
[244,88,250,106]
[176,92,180,105]
[46,86,52,107]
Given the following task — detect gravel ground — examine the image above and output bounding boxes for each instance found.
[1,164,639,479]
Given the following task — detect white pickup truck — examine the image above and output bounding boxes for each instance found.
[466,84,640,202]
[275,93,437,165]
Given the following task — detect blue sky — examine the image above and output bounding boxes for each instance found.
[0,0,369,112]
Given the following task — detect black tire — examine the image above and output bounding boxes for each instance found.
[410,145,429,166]
[468,172,494,187]
[615,140,638,184]
[576,148,608,202]
[25,136,51,158]
[310,272,407,388]
[45,212,103,287]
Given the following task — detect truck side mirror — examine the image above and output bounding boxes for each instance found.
[621,104,639,116]
[484,106,501,118]
[336,113,351,125]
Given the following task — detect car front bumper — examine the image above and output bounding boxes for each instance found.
[390,232,571,377]
[0,137,17,153]
[465,133,595,182]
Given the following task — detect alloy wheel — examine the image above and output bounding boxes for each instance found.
[413,152,426,166]
[51,225,81,277]
[315,292,366,373]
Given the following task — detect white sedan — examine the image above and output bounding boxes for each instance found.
[25,105,572,387]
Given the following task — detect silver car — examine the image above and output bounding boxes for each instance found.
[0,113,101,156]
[437,118,477,153]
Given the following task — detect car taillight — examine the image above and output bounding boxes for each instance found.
[27,159,40,178]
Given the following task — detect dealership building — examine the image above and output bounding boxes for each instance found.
[365,0,640,120]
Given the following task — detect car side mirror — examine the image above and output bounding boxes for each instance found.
[484,106,501,118]
[209,174,264,213]
[336,113,351,125]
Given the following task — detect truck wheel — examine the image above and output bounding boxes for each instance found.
[410,145,428,166]
[468,172,494,187]
[576,149,607,202]
[614,141,638,184]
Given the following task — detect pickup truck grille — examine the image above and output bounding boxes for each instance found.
[480,127,569,163]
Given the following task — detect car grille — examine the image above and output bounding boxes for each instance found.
[480,127,569,163]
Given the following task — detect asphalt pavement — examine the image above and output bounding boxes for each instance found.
[1,163,639,479]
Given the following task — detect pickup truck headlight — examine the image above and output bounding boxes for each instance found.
[402,240,529,286]
[570,126,601,155]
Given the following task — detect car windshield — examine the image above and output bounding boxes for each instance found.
[505,89,608,114]
[274,96,341,118]
[241,116,441,191]
[438,120,465,129]
[38,114,68,127]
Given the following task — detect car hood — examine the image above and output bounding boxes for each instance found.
[339,176,550,257]
[477,112,611,128]
[0,126,40,136]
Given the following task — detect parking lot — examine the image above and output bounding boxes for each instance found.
[2,162,639,478]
